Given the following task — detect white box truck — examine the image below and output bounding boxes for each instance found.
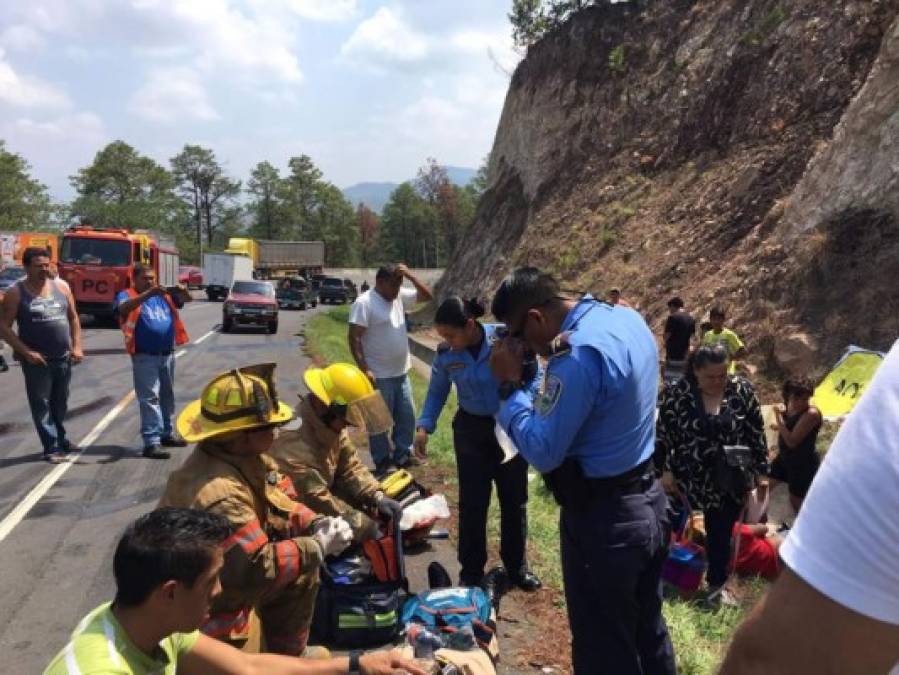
[203,253,253,301]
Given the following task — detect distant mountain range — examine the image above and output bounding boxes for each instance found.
[342,166,478,213]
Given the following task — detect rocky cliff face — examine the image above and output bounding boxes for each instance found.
[439,0,899,381]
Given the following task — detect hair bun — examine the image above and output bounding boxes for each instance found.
[465,297,486,318]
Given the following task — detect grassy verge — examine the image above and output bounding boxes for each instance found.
[304,306,760,674]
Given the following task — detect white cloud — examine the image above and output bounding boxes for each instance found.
[0,48,70,108]
[280,0,357,22]
[449,29,519,74]
[2,0,305,83]
[1,24,45,52]
[165,1,303,83]
[12,111,105,140]
[128,67,220,123]
[341,7,429,66]
[2,111,108,197]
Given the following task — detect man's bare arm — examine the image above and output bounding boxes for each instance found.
[0,287,43,363]
[719,567,899,675]
[396,264,432,303]
[181,633,427,675]
[347,323,374,382]
[117,286,164,318]
[62,284,83,361]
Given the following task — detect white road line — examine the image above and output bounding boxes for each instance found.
[0,322,217,543]
[192,329,216,345]
[0,389,135,543]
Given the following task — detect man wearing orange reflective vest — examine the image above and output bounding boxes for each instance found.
[159,363,353,657]
[116,263,190,459]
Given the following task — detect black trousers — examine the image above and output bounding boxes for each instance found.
[453,409,529,583]
[561,477,677,675]
[703,498,744,588]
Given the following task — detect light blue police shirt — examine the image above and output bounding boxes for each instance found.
[497,296,658,478]
[417,323,540,433]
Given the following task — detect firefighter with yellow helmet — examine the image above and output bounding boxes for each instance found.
[158,363,353,656]
[270,362,405,543]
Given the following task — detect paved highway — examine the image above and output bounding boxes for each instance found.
[0,296,325,673]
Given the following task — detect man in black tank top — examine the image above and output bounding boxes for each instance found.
[0,247,83,463]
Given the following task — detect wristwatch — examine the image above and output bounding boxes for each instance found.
[348,650,363,674]
[498,380,519,400]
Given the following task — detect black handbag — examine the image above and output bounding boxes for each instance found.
[692,382,755,501]
[714,445,755,501]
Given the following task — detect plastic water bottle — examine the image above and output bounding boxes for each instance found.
[406,623,443,670]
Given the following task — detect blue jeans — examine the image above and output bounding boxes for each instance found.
[132,353,176,447]
[21,357,72,455]
[368,374,415,467]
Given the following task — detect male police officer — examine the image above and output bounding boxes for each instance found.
[489,267,676,675]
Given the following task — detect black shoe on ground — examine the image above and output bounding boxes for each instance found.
[160,434,188,448]
[428,561,453,590]
[481,566,509,608]
[0,356,8,373]
[509,570,542,592]
[143,444,171,459]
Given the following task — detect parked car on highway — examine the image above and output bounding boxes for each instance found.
[276,277,317,310]
[222,280,278,334]
[178,265,203,289]
[318,276,352,304]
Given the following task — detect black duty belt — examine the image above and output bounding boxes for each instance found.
[543,458,656,508]
[586,459,655,492]
[134,350,173,356]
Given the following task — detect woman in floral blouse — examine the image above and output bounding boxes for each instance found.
[655,344,768,604]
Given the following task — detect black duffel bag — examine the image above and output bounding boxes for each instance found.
[310,520,408,648]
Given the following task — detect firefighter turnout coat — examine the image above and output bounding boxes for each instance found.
[270,398,382,543]
[158,441,322,656]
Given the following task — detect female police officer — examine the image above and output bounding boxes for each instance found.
[489,268,676,675]
[414,296,541,596]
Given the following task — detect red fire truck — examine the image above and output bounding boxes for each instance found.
[57,225,179,319]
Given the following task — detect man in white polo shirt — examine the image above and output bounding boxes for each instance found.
[348,264,432,475]
[719,340,899,675]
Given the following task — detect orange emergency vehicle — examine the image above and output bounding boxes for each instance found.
[57,225,179,318]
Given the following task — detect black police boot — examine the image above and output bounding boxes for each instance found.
[427,562,453,590]
[509,569,542,592]
[481,566,509,609]
[0,354,8,372]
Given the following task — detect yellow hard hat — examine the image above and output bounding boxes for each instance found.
[303,363,393,434]
[304,362,374,407]
[177,363,294,442]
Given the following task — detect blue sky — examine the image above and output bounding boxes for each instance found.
[0,0,520,201]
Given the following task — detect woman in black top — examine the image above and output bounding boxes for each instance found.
[768,376,822,515]
[655,345,768,601]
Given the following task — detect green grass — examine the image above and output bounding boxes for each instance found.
[304,307,760,673]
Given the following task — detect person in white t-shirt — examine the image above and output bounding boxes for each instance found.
[348,263,432,474]
[719,340,899,675]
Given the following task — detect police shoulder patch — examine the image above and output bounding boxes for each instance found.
[535,373,563,416]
